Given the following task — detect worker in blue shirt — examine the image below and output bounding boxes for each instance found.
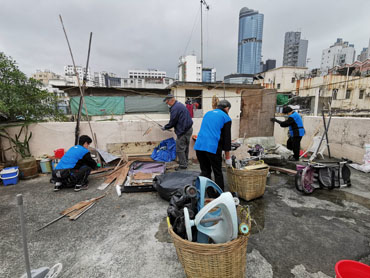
[52,135,97,192]
[271,106,305,161]
[163,94,193,170]
[194,100,232,191]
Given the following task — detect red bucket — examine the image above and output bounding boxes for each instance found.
[54,148,65,159]
[335,260,370,278]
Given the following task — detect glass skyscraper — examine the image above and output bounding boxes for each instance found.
[237,7,264,74]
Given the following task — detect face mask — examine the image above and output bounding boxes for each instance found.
[167,104,171,108]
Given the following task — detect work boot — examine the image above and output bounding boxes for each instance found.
[74,184,88,192]
[54,182,62,192]
[175,166,187,171]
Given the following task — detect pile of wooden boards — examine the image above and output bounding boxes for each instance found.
[129,172,158,186]
[61,195,105,220]
[97,161,133,190]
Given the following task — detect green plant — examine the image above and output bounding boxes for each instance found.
[0,124,32,159]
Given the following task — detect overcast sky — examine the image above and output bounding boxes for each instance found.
[0,0,369,79]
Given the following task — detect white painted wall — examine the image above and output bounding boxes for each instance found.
[2,118,240,161]
[273,116,370,163]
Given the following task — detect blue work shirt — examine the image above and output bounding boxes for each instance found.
[194,109,232,154]
[55,145,89,170]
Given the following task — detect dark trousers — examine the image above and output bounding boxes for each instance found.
[176,128,193,168]
[287,136,302,160]
[52,165,92,187]
[196,150,224,191]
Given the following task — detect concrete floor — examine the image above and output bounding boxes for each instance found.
[1,164,369,278]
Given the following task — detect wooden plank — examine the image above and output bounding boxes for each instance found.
[239,89,276,138]
[114,161,134,187]
[97,170,122,190]
[60,195,105,215]
[269,166,297,175]
[91,166,115,175]
[128,156,153,162]
[127,152,153,157]
[133,172,153,180]
[107,142,160,157]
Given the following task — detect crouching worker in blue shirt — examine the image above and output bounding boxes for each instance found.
[52,135,98,192]
[194,100,232,191]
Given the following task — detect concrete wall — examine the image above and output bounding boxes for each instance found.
[2,118,240,161]
[273,116,370,163]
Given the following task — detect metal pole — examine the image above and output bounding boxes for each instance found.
[200,0,203,66]
[322,110,331,158]
[17,194,32,278]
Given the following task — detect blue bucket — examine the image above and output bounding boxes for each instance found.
[0,166,19,186]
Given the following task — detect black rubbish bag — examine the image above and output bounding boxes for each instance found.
[167,188,198,240]
[153,171,200,201]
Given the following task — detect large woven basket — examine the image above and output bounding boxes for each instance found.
[227,166,269,201]
[168,218,248,278]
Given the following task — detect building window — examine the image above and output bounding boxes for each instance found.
[332,89,337,100]
[291,77,295,83]
[277,84,281,89]
[345,90,351,99]
[359,90,365,99]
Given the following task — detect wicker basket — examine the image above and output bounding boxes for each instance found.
[227,166,269,201]
[168,218,248,278]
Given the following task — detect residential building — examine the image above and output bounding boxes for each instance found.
[320,38,356,74]
[224,73,254,84]
[178,55,202,82]
[262,59,276,72]
[237,7,264,74]
[128,69,166,79]
[282,32,308,67]
[64,65,93,86]
[31,70,62,86]
[253,66,309,93]
[121,77,174,89]
[94,72,106,87]
[202,68,216,82]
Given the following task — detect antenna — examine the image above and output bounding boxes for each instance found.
[200,0,210,66]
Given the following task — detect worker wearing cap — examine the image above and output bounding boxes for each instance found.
[163,94,193,170]
[194,100,232,191]
[271,106,305,161]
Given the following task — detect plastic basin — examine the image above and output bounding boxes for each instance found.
[335,260,370,278]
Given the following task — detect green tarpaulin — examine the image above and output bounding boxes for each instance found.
[277,94,290,105]
[70,96,125,116]
[124,96,168,113]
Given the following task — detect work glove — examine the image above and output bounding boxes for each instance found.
[225,158,232,167]
[161,127,166,131]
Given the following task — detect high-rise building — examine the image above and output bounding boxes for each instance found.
[178,55,202,82]
[237,7,264,74]
[282,32,308,67]
[202,68,216,82]
[357,47,369,62]
[320,38,356,73]
[262,59,276,72]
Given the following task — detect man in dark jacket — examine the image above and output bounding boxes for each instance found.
[163,94,193,170]
[194,100,232,190]
[52,135,98,192]
[271,106,305,161]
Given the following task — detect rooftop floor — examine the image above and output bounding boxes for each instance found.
[1,164,369,278]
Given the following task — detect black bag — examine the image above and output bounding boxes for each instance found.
[153,171,200,201]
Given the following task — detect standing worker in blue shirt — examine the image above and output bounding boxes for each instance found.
[52,135,98,192]
[162,94,193,170]
[271,106,305,161]
[194,100,233,191]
